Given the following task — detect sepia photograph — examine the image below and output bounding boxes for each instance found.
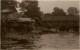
[1,0,80,50]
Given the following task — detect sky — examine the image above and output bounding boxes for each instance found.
[16,0,80,13]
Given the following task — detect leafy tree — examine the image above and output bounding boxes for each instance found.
[67,7,79,16]
[20,0,43,27]
[20,0,42,19]
[1,0,18,24]
[52,7,66,16]
[1,0,17,13]
[1,0,18,37]
[44,13,52,17]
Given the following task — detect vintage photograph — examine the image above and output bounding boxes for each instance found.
[1,0,80,50]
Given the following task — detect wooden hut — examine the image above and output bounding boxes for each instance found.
[42,16,79,31]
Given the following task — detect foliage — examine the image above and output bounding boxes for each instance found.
[44,13,52,17]
[20,0,42,19]
[67,7,79,16]
[52,7,66,16]
[1,0,17,12]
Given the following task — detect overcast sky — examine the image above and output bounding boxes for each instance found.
[16,0,80,13]
[38,1,79,13]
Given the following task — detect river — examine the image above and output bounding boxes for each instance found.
[1,32,79,50]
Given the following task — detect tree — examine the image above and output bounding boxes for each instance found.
[1,0,17,13]
[1,0,18,26]
[44,13,52,17]
[52,7,66,16]
[1,0,18,38]
[67,7,79,16]
[20,0,42,19]
[1,0,18,24]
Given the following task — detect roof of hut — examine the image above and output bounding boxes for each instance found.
[42,16,79,21]
[7,12,35,22]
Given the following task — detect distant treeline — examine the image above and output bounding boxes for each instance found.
[44,7,79,17]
